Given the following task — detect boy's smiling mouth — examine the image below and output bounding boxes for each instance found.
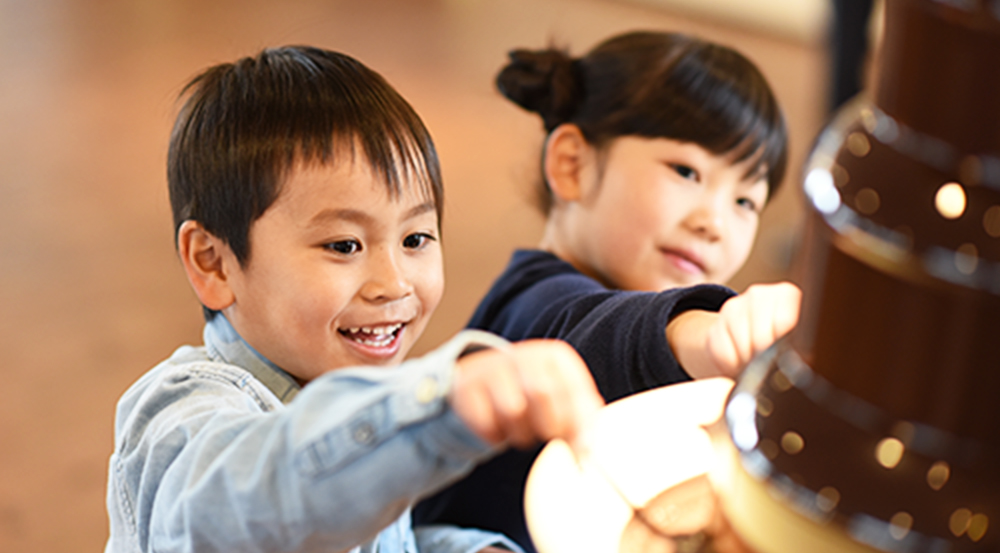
[338,323,406,358]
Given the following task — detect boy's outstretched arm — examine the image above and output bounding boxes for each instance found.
[666,282,802,379]
[450,339,605,450]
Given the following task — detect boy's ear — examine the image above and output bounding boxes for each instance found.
[543,124,591,203]
[176,220,236,311]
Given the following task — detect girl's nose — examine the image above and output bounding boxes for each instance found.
[360,247,414,302]
[683,196,725,241]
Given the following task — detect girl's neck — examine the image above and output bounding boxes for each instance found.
[538,215,610,288]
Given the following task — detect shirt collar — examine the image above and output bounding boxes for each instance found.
[203,314,301,404]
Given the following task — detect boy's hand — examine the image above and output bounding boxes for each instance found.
[450,340,604,449]
[667,282,802,379]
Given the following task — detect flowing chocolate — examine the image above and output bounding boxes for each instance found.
[715,1,1000,552]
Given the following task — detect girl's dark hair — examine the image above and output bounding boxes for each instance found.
[496,31,788,213]
[168,45,442,264]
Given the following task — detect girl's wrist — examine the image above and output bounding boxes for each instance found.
[666,309,722,380]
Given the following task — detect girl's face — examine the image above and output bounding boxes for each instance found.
[551,136,769,291]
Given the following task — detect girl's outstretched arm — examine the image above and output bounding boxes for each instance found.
[666,282,802,379]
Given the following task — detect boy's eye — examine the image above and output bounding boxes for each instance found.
[403,232,436,250]
[669,163,699,181]
[325,240,361,255]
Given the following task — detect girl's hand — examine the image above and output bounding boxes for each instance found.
[450,339,604,449]
[667,282,802,379]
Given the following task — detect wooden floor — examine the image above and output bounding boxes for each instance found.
[0,0,826,550]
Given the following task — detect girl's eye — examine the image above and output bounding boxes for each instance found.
[403,232,436,250]
[737,197,760,213]
[325,240,361,255]
[669,163,699,181]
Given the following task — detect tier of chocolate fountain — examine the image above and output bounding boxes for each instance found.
[712,1,1000,551]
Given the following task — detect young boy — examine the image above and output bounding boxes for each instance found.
[103,45,605,553]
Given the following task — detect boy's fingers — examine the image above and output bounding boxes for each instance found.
[453,349,528,446]
[521,348,567,443]
[486,353,533,447]
[512,340,599,444]
[451,364,503,444]
[453,340,604,449]
[548,340,604,436]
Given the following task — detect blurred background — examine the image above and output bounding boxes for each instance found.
[0,0,832,550]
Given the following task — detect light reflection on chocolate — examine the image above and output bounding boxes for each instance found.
[934,182,966,219]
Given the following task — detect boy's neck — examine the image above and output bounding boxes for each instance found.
[205,314,301,403]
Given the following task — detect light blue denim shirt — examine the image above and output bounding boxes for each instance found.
[105,314,523,553]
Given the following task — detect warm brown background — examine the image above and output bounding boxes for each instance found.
[0,0,829,551]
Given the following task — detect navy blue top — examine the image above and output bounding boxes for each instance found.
[414,250,736,552]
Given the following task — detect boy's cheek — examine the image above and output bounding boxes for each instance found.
[418,252,446,312]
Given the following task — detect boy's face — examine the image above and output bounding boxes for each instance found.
[221,155,443,382]
[564,136,768,291]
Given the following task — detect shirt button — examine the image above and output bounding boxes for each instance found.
[352,421,376,445]
[416,376,439,404]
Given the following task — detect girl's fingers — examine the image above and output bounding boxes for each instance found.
[747,287,777,356]
[706,318,741,377]
[720,294,753,366]
[772,282,803,337]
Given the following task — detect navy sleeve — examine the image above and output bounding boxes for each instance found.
[475,271,735,402]
[416,253,736,553]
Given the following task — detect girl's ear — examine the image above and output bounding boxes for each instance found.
[176,220,237,311]
[543,124,592,203]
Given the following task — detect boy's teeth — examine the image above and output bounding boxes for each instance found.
[341,323,403,345]
[357,324,401,335]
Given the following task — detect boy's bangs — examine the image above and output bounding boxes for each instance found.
[294,125,441,212]
[264,48,443,217]
[363,131,440,208]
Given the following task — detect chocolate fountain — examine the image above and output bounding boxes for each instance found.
[711,1,1000,551]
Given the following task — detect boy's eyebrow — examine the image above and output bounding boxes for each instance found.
[307,208,373,227]
[403,202,436,220]
[306,202,437,228]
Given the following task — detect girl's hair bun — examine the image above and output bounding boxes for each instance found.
[496,48,580,132]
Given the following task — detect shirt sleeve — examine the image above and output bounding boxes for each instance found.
[491,274,735,402]
[414,525,524,553]
[112,330,510,553]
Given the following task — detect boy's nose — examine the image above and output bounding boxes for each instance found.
[360,248,414,302]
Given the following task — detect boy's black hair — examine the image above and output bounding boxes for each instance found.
[495,31,788,213]
[168,46,442,319]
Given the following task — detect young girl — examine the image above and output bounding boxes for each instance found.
[414,31,802,552]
